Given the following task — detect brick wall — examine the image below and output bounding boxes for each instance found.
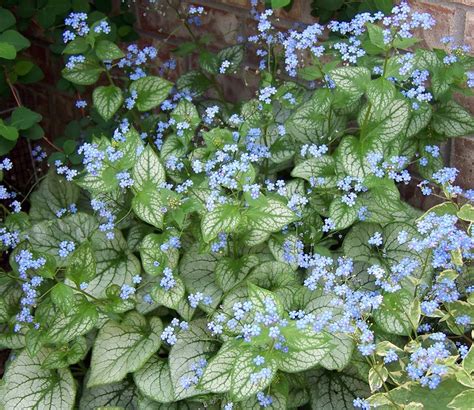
[9,0,474,198]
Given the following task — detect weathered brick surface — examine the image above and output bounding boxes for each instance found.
[449,0,474,6]
[451,136,474,189]
[466,11,474,53]
[412,1,458,48]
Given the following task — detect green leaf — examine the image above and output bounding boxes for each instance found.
[93,85,123,121]
[180,243,223,311]
[24,123,44,140]
[133,145,166,190]
[14,60,34,76]
[431,68,452,99]
[297,288,355,370]
[66,241,97,286]
[0,42,16,59]
[132,146,167,229]
[373,289,420,336]
[366,78,396,112]
[216,44,244,72]
[405,104,432,138]
[88,312,163,387]
[0,29,30,51]
[95,39,125,61]
[330,66,371,102]
[448,390,474,410]
[140,232,179,276]
[277,326,334,373]
[169,320,219,399]
[307,368,370,410]
[329,197,357,230]
[231,349,277,400]
[86,229,141,299]
[199,50,219,73]
[432,101,474,137]
[173,41,197,57]
[271,0,291,8]
[389,378,467,409]
[62,57,104,85]
[312,0,344,12]
[248,283,285,315]
[291,156,337,188]
[50,282,75,313]
[134,356,176,403]
[199,341,240,393]
[0,299,8,322]
[36,0,70,28]
[361,98,410,143]
[130,76,173,111]
[176,70,211,96]
[171,100,201,134]
[43,299,98,344]
[366,23,387,50]
[79,378,138,410]
[78,130,143,193]
[151,277,185,309]
[1,349,76,409]
[10,106,42,130]
[216,255,259,292]
[245,198,296,233]
[132,190,165,229]
[374,0,395,14]
[298,65,324,81]
[0,8,16,32]
[28,212,97,262]
[0,119,19,141]
[343,221,429,290]
[63,37,89,55]
[201,203,242,242]
[42,336,88,369]
[393,36,420,49]
[369,364,388,392]
[463,345,474,373]
[246,261,300,309]
[286,89,344,143]
[457,204,474,223]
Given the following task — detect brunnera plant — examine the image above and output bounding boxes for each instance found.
[0,2,474,409]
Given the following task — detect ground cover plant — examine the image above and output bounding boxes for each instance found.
[0,1,474,409]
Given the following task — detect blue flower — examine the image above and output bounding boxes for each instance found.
[58,241,75,258]
[368,232,383,247]
[119,284,136,300]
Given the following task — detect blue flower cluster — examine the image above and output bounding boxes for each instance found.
[180,358,207,389]
[58,240,75,258]
[367,152,411,184]
[91,198,116,240]
[337,176,367,207]
[161,318,189,345]
[406,334,450,389]
[118,44,157,80]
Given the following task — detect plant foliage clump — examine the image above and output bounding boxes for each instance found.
[0,1,474,409]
